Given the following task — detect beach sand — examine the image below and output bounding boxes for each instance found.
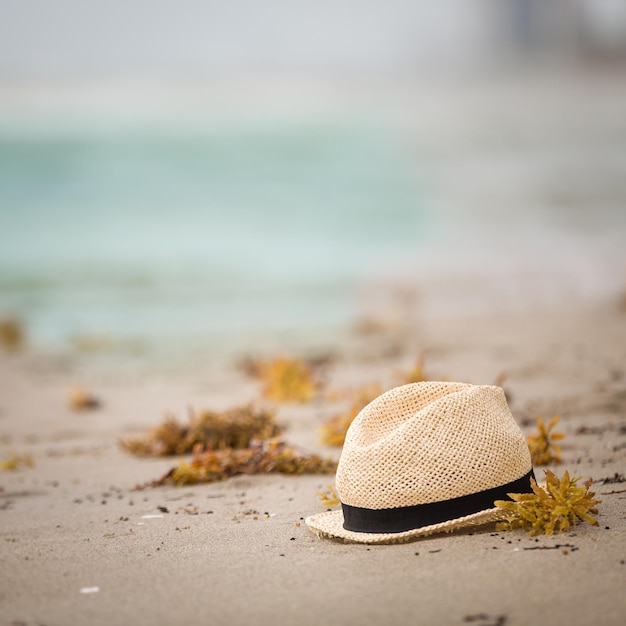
[1,301,625,626]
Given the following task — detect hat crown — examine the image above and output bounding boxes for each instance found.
[336,382,531,510]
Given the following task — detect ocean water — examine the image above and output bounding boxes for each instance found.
[0,118,428,359]
[2,97,625,363]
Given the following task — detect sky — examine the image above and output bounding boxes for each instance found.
[0,1,503,78]
[2,1,626,82]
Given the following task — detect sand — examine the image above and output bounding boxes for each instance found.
[1,303,625,626]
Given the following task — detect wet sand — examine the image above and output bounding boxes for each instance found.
[1,303,626,626]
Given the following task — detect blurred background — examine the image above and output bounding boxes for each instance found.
[1,0,625,364]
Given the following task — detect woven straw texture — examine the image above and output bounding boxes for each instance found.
[306,381,532,544]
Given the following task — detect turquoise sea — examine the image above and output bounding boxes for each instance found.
[0,118,429,359]
[2,101,625,363]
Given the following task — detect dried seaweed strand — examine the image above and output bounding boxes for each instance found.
[149,439,337,486]
[319,384,382,447]
[120,405,280,457]
[316,483,340,508]
[598,472,625,484]
[522,544,578,551]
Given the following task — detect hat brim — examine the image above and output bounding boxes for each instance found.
[305,507,508,545]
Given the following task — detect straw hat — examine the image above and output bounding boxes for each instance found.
[306,382,534,544]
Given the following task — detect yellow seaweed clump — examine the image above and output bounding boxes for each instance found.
[527,415,565,465]
[319,384,382,447]
[1,451,34,472]
[316,483,340,508]
[495,470,601,536]
[154,439,337,486]
[120,405,281,456]
[260,356,318,403]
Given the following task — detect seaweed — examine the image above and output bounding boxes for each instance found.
[396,356,429,385]
[0,451,34,471]
[259,356,319,403]
[120,405,280,456]
[598,473,625,485]
[522,544,578,552]
[463,615,507,626]
[319,384,382,447]
[495,470,601,536]
[150,438,337,486]
[237,353,334,402]
[68,386,101,411]
[394,355,447,386]
[316,483,340,508]
[0,318,24,351]
[526,415,565,465]
[493,371,513,402]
